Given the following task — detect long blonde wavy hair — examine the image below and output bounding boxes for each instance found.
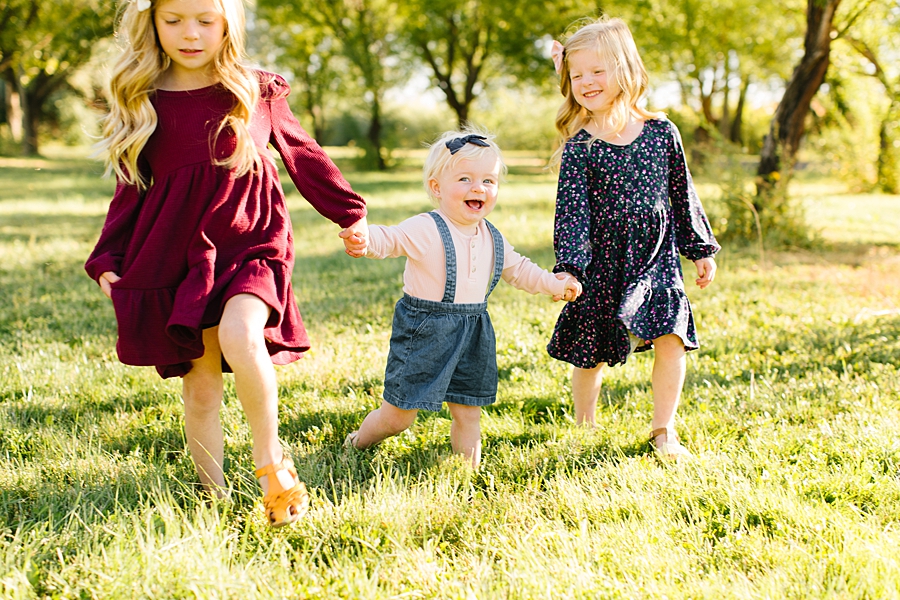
[551,17,664,166]
[96,0,261,189]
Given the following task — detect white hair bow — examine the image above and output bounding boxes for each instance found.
[137,0,151,11]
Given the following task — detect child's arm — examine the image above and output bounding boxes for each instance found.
[361,215,434,261]
[265,75,367,231]
[85,171,147,292]
[500,236,580,301]
[552,141,592,282]
[666,121,721,270]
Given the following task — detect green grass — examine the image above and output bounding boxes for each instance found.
[1,149,899,598]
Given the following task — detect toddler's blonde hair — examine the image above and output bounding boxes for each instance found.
[423,127,508,207]
[552,17,664,166]
[95,0,262,189]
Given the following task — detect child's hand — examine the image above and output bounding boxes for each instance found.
[339,216,368,258]
[552,272,582,302]
[694,257,717,289]
[99,271,120,299]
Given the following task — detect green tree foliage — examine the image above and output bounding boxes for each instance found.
[756,0,877,195]
[840,1,900,193]
[256,0,410,170]
[249,10,344,143]
[0,0,114,155]
[613,0,804,146]
[399,0,596,127]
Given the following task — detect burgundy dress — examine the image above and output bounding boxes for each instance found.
[85,72,366,378]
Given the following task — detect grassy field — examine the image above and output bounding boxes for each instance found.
[0,148,899,598]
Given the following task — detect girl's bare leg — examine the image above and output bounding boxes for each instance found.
[571,363,605,426]
[650,334,687,445]
[447,402,482,467]
[182,328,226,495]
[351,401,418,449]
[217,293,292,492]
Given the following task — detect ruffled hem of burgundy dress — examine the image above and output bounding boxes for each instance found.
[110,259,309,379]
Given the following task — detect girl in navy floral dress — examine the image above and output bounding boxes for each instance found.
[547,18,720,459]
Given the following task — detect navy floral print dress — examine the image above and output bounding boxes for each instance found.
[548,119,720,369]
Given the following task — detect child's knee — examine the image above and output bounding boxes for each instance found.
[653,334,686,355]
[380,403,417,432]
[217,319,264,359]
[183,382,223,415]
[448,403,481,427]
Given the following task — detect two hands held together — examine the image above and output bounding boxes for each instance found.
[552,272,582,303]
[339,217,369,258]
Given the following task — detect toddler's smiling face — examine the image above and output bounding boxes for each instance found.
[428,153,500,235]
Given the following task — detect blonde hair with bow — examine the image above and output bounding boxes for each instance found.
[551,17,664,166]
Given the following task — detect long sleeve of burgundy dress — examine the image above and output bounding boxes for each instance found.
[85,72,366,378]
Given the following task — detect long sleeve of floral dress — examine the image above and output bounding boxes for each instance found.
[666,123,720,261]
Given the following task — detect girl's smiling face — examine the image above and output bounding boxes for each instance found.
[155,0,226,88]
[428,152,501,234]
[567,49,620,115]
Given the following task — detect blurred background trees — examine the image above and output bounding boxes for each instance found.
[0,0,114,155]
[0,0,895,243]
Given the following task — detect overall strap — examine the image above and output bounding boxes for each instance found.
[427,212,457,303]
[484,219,504,299]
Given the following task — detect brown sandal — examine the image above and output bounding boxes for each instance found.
[254,456,310,527]
[650,427,692,461]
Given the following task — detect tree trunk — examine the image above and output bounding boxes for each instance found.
[756,0,841,199]
[729,75,749,145]
[719,59,731,139]
[4,71,23,143]
[367,94,386,171]
[877,102,900,194]
[14,65,40,155]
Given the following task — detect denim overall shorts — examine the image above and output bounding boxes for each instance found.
[382,212,505,411]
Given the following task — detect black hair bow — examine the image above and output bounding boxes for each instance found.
[445,134,489,155]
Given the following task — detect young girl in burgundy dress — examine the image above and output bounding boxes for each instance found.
[85,0,368,525]
[547,18,720,459]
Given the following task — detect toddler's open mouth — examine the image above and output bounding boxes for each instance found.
[465,200,484,209]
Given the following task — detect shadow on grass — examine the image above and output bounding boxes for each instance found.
[0,212,106,244]
[0,158,111,203]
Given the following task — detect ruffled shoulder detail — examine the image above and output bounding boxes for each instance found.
[257,70,291,101]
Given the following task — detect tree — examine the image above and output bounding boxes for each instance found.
[755,0,875,199]
[840,2,900,193]
[399,0,593,127]
[256,0,409,170]
[617,0,803,146]
[0,0,115,155]
[248,10,343,142]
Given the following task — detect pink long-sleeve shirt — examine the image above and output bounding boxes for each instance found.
[366,210,566,303]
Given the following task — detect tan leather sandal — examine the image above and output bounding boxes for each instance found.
[254,456,309,527]
[650,427,692,461]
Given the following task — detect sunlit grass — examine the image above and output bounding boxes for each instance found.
[0,149,898,598]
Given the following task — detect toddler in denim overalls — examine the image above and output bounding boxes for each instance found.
[343,129,581,467]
